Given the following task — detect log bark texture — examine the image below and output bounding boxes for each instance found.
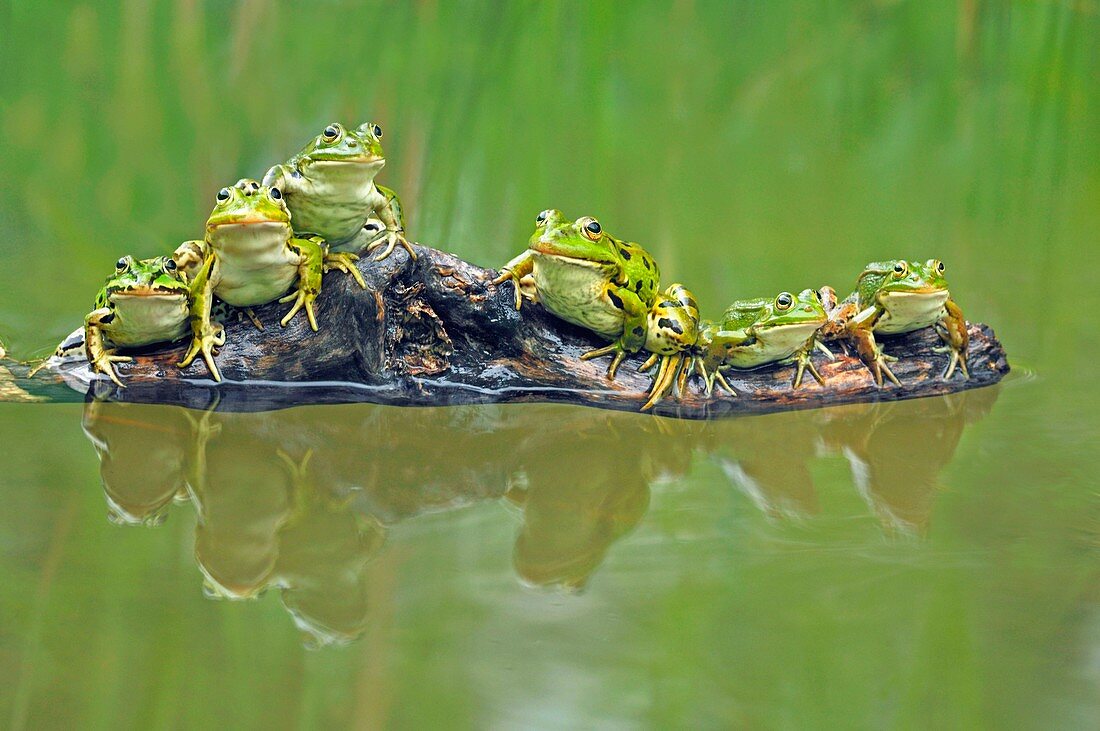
[2,244,1010,417]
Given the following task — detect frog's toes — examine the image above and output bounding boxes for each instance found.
[279,288,319,331]
[869,355,901,387]
[793,350,825,389]
[92,353,132,387]
[580,344,628,379]
[323,252,366,289]
[641,354,685,412]
[179,325,225,382]
[367,230,417,262]
[491,270,525,310]
[933,345,970,380]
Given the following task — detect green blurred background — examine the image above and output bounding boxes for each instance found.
[1,1,1098,729]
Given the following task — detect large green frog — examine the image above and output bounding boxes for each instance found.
[692,288,830,395]
[172,179,364,381]
[263,121,413,261]
[40,255,194,386]
[820,259,968,386]
[493,209,699,409]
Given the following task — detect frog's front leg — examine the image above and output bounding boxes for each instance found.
[178,254,226,382]
[84,309,131,387]
[847,305,899,387]
[280,237,326,331]
[579,284,649,380]
[933,298,969,380]
[365,184,416,262]
[491,250,535,310]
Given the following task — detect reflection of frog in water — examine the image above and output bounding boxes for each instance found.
[504,411,694,591]
[704,387,1000,534]
[82,388,999,646]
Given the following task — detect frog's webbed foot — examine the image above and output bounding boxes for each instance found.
[279,286,320,331]
[244,308,264,331]
[178,323,226,382]
[793,348,826,389]
[323,251,367,289]
[366,229,417,262]
[580,343,629,380]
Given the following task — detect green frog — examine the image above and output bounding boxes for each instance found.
[172,179,365,381]
[39,256,193,386]
[819,259,969,386]
[493,209,699,409]
[692,289,830,396]
[262,121,414,261]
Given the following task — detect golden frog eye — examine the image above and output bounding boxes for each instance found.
[164,258,177,272]
[535,210,551,226]
[372,124,383,138]
[892,261,908,277]
[215,187,231,203]
[581,218,602,240]
[115,257,131,273]
[322,124,340,143]
[775,292,794,310]
[269,187,282,201]
[931,259,945,274]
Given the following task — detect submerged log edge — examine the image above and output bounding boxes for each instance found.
[5,244,1010,418]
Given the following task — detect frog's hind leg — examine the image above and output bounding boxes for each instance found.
[640,353,686,412]
[322,249,366,290]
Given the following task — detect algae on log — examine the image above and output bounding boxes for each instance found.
[3,244,1010,417]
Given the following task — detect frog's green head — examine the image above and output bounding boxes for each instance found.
[856,259,949,307]
[103,255,189,301]
[205,179,292,237]
[529,210,622,272]
[294,121,386,174]
[757,288,828,330]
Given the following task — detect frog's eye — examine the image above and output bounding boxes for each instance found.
[535,210,549,226]
[892,261,908,277]
[322,125,340,143]
[269,187,282,201]
[582,218,602,240]
[931,259,945,274]
[775,292,794,310]
[115,257,131,272]
[372,124,383,138]
[164,259,178,272]
[216,187,231,203]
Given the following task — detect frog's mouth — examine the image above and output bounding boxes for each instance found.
[303,154,385,167]
[531,243,616,269]
[755,320,824,341]
[108,287,188,301]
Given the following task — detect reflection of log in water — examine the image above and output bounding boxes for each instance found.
[13,245,1008,417]
[83,387,999,644]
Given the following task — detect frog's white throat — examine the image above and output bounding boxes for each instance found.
[877,289,950,333]
[209,221,294,257]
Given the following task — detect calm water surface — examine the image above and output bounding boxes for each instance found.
[1,2,1098,729]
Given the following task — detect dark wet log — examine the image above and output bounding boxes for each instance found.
[2,244,1010,417]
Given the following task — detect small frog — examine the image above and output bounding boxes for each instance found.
[263,121,414,261]
[50,255,193,386]
[692,289,830,396]
[493,209,699,409]
[820,259,968,386]
[173,179,364,381]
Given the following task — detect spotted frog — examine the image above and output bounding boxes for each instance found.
[493,209,699,409]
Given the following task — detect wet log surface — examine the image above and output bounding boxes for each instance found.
[2,244,1010,418]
